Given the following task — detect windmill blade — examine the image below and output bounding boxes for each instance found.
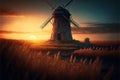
[70,18,80,28]
[62,15,80,28]
[40,16,53,29]
[64,0,73,8]
[44,0,55,9]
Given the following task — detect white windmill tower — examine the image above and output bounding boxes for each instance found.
[41,0,80,43]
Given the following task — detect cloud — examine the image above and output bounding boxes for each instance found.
[0,8,20,16]
[72,23,120,34]
[0,8,25,29]
[0,23,119,34]
[0,30,33,34]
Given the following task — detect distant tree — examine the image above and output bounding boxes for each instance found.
[84,38,90,44]
[84,38,91,48]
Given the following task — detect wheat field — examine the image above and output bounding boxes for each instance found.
[0,39,120,80]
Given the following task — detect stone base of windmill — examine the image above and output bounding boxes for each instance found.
[46,39,80,44]
[30,40,83,51]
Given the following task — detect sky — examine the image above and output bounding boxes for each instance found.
[0,0,119,23]
[0,0,119,40]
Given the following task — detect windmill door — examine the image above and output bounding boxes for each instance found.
[57,33,62,40]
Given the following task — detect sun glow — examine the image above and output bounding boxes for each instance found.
[28,35,37,40]
[0,33,51,40]
[1,15,52,40]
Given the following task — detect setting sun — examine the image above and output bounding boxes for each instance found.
[28,35,37,40]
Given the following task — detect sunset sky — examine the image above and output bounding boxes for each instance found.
[0,0,119,23]
[0,0,119,40]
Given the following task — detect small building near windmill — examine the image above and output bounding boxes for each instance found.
[51,6,73,41]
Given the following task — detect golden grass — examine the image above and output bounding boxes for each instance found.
[0,39,119,80]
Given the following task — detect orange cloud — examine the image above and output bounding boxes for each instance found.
[0,8,18,15]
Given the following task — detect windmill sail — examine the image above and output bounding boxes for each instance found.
[64,0,73,7]
[44,0,55,9]
[40,16,53,29]
[62,15,80,28]
[70,19,80,28]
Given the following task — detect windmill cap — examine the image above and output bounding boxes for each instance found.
[53,6,71,16]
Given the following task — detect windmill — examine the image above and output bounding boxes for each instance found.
[41,0,80,42]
